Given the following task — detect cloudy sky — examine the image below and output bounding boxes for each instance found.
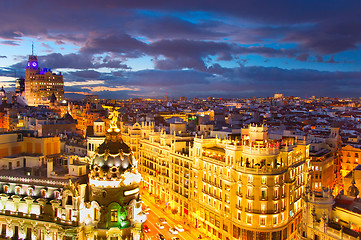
[0,0,360,99]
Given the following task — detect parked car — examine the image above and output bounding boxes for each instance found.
[143,205,150,211]
[156,222,165,229]
[171,238,180,240]
[169,227,179,235]
[159,218,167,224]
[174,224,184,232]
[156,233,165,240]
[143,224,150,233]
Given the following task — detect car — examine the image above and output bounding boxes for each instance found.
[143,206,150,211]
[142,211,150,215]
[159,218,167,224]
[143,224,150,233]
[171,238,180,240]
[156,222,165,229]
[169,227,179,235]
[174,224,184,232]
[156,233,165,240]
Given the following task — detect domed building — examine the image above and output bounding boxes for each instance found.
[0,108,146,240]
[87,109,146,239]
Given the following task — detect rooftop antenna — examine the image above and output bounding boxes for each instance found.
[31,41,34,56]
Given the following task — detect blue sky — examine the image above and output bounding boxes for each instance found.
[0,0,360,99]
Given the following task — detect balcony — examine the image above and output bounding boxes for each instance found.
[236,205,242,211]
[244,208,281,214]
[246,195,255,200]
[236,191,242,197]
[259,196,268,201]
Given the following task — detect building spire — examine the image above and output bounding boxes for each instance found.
[32,41,34,56]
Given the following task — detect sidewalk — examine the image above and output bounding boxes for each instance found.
[141,191,206,240]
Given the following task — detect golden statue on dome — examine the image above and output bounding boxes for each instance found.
[103,105,120,129]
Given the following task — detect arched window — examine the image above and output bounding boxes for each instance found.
[66,195,73,205]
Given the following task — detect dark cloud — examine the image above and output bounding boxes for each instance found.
[10,53,130,70]
[80,33,148,58]
[70,70,101,79]
[128,15,226,40]
[0,56,6,58]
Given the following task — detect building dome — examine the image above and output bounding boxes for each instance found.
[89,108,140,185]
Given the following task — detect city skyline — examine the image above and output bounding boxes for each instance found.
[0,0,360,99]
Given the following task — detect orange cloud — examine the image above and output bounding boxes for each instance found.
[81,86,139,92]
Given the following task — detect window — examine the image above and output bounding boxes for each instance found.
[94,208,99,221]
[261,189,267,199]
[3,185,8,193]
[247,188,253,198]
[237,212,241,220]
[261,204,266,212]
[66,195,73,205]
[262,176,266,185]
[273,216,278,225]
[247,202,253,211]
[248,175,253,183]
[223,224,228,232]
[111,209,118,222]
[260,217,266,226]
[274,188,279,199]
[274,202,278,212]
[247,215,252,224]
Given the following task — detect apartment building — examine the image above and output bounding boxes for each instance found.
[122,123,310,240]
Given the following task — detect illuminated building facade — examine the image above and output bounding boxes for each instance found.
[298,186,361,240]
[0,110,145,240]
[194,125,308,240]
[340,145,361,177]
[25,55,64,106]
[123,123,309,240]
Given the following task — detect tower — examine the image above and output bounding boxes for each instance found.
[24,46,64,106]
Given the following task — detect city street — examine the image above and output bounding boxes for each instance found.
[142,196,202,240]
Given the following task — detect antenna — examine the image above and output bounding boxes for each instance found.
[31,41,34,56]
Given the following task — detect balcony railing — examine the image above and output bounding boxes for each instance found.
[246,195,255,200]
